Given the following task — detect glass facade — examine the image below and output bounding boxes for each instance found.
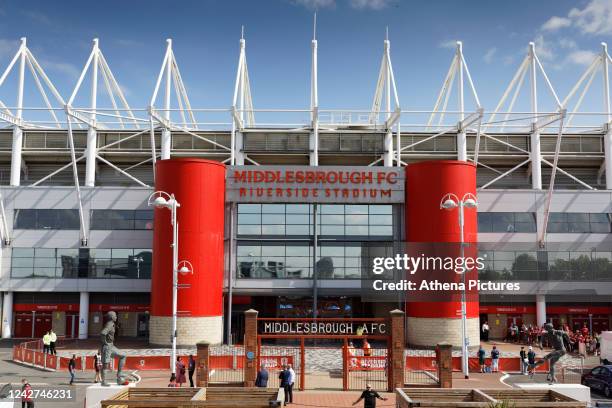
[237,204,394,279]
[479,250,612,281]
[237,204,393,237]
[11,248,152,279]
[546,213,612,233]
[91,210,153,230]
[14,209,80,230]
[478,212,536,233]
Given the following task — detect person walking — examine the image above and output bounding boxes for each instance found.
[255,364,269,388]
[481,321,489,342]
[352,384,387,408]
[490,346,500,373]
[477,346,486,373]
[279,365,291,405]
[21,378,34,408]
[287,364,296,403]
[175,356,186,387]
[519,346,528,375]
[68,355,76,385]
[42,331,51,354]
[94,353,102,383]
[49,330,57,355]
[188,355,196,387]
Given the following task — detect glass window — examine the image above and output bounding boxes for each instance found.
[262,214,285,224]
[11,247,151,279]
[478,212,536,233]
[490,213,515,232]
[91,210,153,230]
[345,214,368,225]
[14,209,79,230]
[345,205,368,215]
[547,213,611,233]
[286,225,310,235]
[238,204,261,213]
[13,209,37,229]
[262,204,285,213]
[238,213,261,224]
[286,204,310,214]
[287,214,310,224]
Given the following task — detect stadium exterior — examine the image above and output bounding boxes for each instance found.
[0,35,611,347]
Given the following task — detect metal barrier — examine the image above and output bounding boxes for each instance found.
[558,356,584,384]
[346,348,388,391]
[208,345,245,384]
[404,351,439,386]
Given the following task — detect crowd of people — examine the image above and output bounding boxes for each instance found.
[482,320,602,356]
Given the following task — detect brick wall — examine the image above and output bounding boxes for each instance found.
[149,315,223,346]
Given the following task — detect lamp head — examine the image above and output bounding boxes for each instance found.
[463,198,478,208]
[152,196,168,208]
[441,198,458,210]
[178,265,192,275]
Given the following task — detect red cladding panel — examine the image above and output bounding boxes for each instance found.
[405,161,478,319]
[151,159,226,317]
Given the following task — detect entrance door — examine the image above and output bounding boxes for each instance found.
[592,315,609,333]
[137,313,149,337]
[14,313,33,338]
[65,314,77,338]
[33,313,52,338]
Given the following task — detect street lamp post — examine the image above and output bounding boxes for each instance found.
[440,192,478,380]
[148,191,193,374]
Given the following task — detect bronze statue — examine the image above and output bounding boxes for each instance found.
[100,311,127,386]
[532,323,574,383]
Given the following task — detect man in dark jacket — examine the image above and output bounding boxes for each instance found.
[519,346,528,375]
[279,365,291,404]
[188,355,196,387]
[255,364,269,388]
[353,384,387,408]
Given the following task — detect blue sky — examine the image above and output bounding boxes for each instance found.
[0,0,611,117]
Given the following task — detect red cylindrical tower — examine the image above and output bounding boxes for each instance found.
[405,160,479,348]
[149,158,226,346]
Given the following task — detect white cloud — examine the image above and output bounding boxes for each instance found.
[568,0,612,35]
[349,0,391,10]
[483,47,497,64]
[566,49,597,65]
[558,38,577,49]
[292,0,391,9]
[541,16,572,32]
[292,0,336,9]
[438,39,458,49]
[533,35,554,60]
[40,60,80,80]
[541,0,612,36]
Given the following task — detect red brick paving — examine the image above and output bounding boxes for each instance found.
[291,391,395,408]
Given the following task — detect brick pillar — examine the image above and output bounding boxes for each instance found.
[388,309,405,391]
[436,343,452,388]
[196,341,210,387]
[244,309,258,387]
